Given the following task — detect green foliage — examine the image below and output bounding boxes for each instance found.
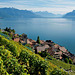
[25,44,31,48]
[0,35,69,75]
[37,36,40,44]
[0,46,28,75]
[0,32,11,40]
[50,68,66,75]
[64,58,69,63]
[69,58,73,64]
[38,51,49,57]
[11,29,15,33]
[4,27,15,33]
[48,57,75,73]
[20,50,48,75]
[0,57,10,75]
[2,31,9,35]
[19,35,22,37]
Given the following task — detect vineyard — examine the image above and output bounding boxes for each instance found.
[0,35,69,75]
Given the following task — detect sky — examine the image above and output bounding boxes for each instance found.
[0,0,75,14]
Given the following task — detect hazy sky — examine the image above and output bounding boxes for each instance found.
[0,0,75,14]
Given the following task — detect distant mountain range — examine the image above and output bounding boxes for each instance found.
[1,7,75,18]
[0,8,63,18]
[35,11,62,17]
[63,10,75,18]
[0,8,41,18]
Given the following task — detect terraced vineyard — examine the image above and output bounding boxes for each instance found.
[47,57,75,75]
[0,35,69,75]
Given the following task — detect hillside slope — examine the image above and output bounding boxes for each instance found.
[0,35,68,75]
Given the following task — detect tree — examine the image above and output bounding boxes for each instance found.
[12,29,15,33]
[4,27,8,31]
[37,36,40,44]
[8,27,11,32]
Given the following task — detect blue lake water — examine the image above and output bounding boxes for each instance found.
[0,18,75,54]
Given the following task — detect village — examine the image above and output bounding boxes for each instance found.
[0,27,75,65]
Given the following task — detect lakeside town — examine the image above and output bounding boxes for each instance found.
[0,27,75,65]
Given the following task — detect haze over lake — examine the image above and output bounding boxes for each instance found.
[0,18,75,54]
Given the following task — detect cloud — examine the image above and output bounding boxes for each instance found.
[0,0,75,14]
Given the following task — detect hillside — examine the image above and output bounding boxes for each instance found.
[63,10,75,18]
[0,34,69,75]
[0,8,41,18]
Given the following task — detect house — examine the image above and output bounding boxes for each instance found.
[27,39,36,44]
[73,57,75,65]
[12,37,20,42]
[44,44,50,49]
[59,46,67,53]
[50,44,63,59]
[27,39,37,48]
[54,44,60,49]
[47,47,55,56]
[54,51,63,59]
[52,44,60,52]
[45,40,55,47]
[71,56,75,65]
[40,40,45,44]
[14,34,19,37]
[9,32,14,35]
[34,44,50,53]
[20,33,28,44]
[36,46,45,53]
[19,40,26,45]
[12,33,28,45]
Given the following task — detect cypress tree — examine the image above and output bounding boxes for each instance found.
[37,36,40,44]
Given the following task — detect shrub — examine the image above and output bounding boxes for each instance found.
[64,58,69,63]
[25,44,31,48]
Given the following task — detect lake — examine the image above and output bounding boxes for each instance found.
[0,18,75,54]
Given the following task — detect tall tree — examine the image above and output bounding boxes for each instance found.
[37,36,40,44]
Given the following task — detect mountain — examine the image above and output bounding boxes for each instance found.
[0,8,41,18]
[0,8,63,18]
[63,10,75,18]
[35,11,62,17]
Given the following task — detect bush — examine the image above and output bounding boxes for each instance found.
[69,58,72,64]
[64,58,69,63]
[25,44,31,48]
[0,46,27,75]
[2,31,8,35]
